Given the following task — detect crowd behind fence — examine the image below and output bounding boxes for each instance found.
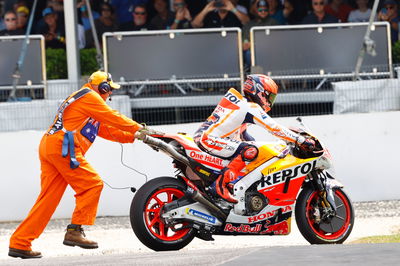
[1,1,399,131]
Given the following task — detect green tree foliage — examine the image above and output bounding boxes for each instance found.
[392,41,400,64]
[45,48,100,79]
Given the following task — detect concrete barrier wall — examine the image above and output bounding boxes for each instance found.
[1,112,399,222]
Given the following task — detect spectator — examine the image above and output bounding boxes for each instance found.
[119,4,150,31]
[324,0,353,22]
[348,0,372,23]
[242,0,278,68]
[378,0,399,43]
[111,0,149,25]
[77,21,86,49]
[86,2,118,48]
[0,10,24,36]
[0,1,5,29]
[171,0,192,29]
[47,0,64,13]
[77,0,100,31]
[16,6,29,32]
[192,0,249,29]
[32,0,65,35]
[149,0,175,30]
[185,0,208,17]
[250,0,293,25]
[37,7,65,49]
[266,0,289,24]
[231,0,249,15]
[284,0,309,24]
[302,0,338,24]
[0,14,4,32]
[47,0,65,25]
[12,0,28,13]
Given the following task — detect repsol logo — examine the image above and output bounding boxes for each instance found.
[225,92,240,104]
[259,161,316,188]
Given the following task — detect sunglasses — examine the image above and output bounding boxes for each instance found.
[102,8,111,12]
[134,11,146,15]
[258,8,268,12]
[5,17,17,21]
[313,2,324,5]
[386,5,396,10]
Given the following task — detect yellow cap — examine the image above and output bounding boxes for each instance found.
[88,71,121,89]
[17,6,30,16]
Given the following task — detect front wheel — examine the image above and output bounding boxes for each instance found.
[295,186,354,244]
[130,177,195,251]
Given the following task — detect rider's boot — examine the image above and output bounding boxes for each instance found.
[214,145,259,203]
[215,169,239,203]
[214,153,247,203]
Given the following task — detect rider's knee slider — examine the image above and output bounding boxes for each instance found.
[241,145,258,162]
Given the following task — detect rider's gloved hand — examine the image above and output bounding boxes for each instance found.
[299,138,316,152]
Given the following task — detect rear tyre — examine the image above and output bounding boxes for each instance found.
[295,186,354,244]
[130,177,195,251]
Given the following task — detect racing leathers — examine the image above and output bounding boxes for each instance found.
[194,88,307,203]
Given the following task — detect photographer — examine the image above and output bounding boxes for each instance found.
[378,0,399,44]
[192,0,249,28]
[37,7,65,49]
[243,0,278,69]
[171,0,192,29]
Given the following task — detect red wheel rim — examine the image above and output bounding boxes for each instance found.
[306,190,351,240]
[144,187,191,241]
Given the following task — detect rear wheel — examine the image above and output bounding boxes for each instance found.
[130,177,195,251]
[295,186,354,244]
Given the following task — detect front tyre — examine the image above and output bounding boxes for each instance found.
[295,186,354,244]
[130,177,195,251]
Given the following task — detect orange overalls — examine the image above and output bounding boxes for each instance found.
[9,85,141,251]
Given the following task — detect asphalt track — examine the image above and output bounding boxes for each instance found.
[2,243,400,266]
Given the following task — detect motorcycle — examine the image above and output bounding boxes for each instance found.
[130,118,354,251]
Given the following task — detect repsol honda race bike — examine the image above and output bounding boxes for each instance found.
[130,118,354,251]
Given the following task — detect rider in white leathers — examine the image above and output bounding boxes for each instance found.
[194,74,315,203]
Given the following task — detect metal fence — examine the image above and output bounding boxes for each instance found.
[0,21,399,131]
[250,22,391,76]
[103,28,244,90]
[0,35,46,102]
[0,64,398,131]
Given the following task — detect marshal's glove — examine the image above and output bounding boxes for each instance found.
[135,124,164,140]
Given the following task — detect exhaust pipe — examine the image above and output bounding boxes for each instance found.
[137,133,190,166]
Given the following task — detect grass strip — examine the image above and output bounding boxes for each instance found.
[350,234,400,244]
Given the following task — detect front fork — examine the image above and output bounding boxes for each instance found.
[309,170,344,217]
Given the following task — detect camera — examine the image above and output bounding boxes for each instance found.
[208,0,225,8]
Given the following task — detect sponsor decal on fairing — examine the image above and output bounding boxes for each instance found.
[224,223,262,233]
[185,208,217,224]
[258,160,317,189]
[188,151,224,167]
[248,206,292,223]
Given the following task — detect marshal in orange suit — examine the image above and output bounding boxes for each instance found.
[9,71,144,259]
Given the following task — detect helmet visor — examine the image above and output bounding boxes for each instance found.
[268,93,277,106]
